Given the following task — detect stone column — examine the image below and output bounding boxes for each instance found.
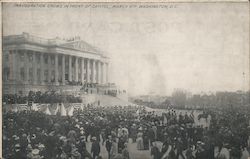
[86,59,90,83]
[97,61,101,84]
[101,62,104,84]
[55,54,59,85]
[92,60,96,83]
[40,53,45,85]
[62,55,65,85]
[69,56,72,82]
[14,50,19,81]
[33,52,37,84]
[48,55,51,83]
[81,58,85,84]
[75,57,79,82]
[106,63,109,83]
[11,50,17,81]
[102,62,106,84]
[24,51,29,84]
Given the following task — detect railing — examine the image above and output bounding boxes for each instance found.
[3,32,62,46]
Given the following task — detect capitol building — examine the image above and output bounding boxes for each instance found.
[3,32,111,95]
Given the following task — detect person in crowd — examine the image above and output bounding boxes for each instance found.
[76,136,91,159]
[70,146,82,159]
[121,143,130,159]
[106,135,113,159]
[216,143,230,159]
[143,128,150,150]
[110,139,118,159]
[185,145,195,159]
[175,137,186,159]
[161,138,175,159]
[68,128,77,144]
[151,142,161,159]
[130,124,137,143]
[91,137,101,159]
[136,128,144,150]
[148,126,156,146]
[241,146,250,159]
[195,142,206,159]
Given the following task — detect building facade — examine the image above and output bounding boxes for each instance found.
[3,32,110,95]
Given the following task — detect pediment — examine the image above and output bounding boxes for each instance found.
[60,40,100,54]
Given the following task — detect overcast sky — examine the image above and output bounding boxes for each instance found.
[3,2,249,96]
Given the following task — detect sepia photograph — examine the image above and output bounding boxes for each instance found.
[1,2,250,159]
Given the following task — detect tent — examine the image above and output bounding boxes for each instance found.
[44,105,51,115]
[67,105,74,116]
[60,103,67,116]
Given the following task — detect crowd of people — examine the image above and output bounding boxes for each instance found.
[3,104,250,159]
[3,91,82,104]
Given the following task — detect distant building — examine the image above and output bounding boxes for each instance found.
[3,32,110,95]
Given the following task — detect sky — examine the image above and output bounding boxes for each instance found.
[3,2,249,96]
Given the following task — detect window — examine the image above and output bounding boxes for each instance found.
[65,74,68,80]
[20,67,25,80]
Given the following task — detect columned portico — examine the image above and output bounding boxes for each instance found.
[5,52,108,86]
[3,33,110,95]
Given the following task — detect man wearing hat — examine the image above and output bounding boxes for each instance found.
[122,143,130,159]
[105,135,112,159]
[71,146,81,159]
[77,136,90,159]
[195,141,206,159]
[91,136,100,159]
[11,143,26,159]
